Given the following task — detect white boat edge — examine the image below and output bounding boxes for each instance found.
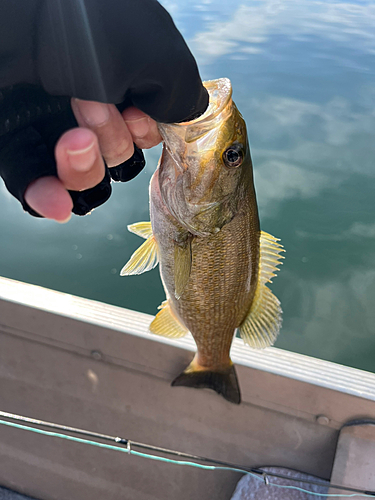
[0,275,374,403]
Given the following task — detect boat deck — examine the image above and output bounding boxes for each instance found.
[0,487,31,500]
[0,488,34,500]
[1,467,329,500]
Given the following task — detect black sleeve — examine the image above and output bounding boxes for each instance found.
[0,0,208,123]
[0,0,208,216]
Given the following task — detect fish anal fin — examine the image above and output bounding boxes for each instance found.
[172,360,241,405]
[238,231,284,349]
[149,300,188,338]
[174,239,192,299]
[120,235,158,276]
[127,221,153,239]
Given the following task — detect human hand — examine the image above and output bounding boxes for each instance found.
[24,100,161,222]
[0,0,208,220]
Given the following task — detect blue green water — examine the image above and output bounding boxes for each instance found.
[0,0,374,372]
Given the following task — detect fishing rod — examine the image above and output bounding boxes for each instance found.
[0,411,374,498]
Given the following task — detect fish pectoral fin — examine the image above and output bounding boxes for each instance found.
[174,239,192,300]
[238,231,285,349]
[120,235,158,276]
[149,300,189,338]
[127,221,153,239]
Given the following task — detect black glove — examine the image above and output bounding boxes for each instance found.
[0,0,208,216]
[0,86,146,216]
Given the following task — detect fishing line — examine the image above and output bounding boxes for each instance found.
[0,412,374,498]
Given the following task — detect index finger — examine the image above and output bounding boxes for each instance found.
[71,99,134,167]
[122,107,162,149]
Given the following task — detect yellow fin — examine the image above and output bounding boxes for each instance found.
[239,286,282,348]
[120,235,158,275]
[259,231,285,284]
[174,240,192,300]
[127,221,153,239]
[238,231,284,349]
[149,300,189,338]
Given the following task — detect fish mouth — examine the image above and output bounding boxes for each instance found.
[158,78,233,144]
[176,78,232,127]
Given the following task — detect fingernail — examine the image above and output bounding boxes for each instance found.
[67,141,96,171]
[56,214,72,224]
[74,99,110,126]
[128,117,149,138]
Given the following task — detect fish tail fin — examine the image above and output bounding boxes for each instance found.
[171,362,241,405]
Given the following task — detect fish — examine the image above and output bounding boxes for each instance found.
[121,78,284,404]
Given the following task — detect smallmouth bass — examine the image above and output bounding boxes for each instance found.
[121,78,284,404]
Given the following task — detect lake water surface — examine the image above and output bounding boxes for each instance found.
[0,0,374,372]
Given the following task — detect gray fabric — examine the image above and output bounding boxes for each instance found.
[0,487,36,500]
[230,467,329,500]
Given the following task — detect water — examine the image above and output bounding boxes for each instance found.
[0,0,374,372]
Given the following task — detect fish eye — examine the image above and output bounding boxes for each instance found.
[223,146,243,168]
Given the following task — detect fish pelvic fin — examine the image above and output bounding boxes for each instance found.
[172,361,241,405]
[149,300,189,338]
[238,231,285,349]
[120,222,158,276]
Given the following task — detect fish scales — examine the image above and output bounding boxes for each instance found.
[152,197,258,367]
[122,78,284,404]
[173,213,259,369]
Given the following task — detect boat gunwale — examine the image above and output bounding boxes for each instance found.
[0,276,374,404]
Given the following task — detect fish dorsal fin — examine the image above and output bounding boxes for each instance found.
[120,222,158,275]
[174,239,192,300]
[149,300,189,338]
[258,231,285,285]
[127,221,153,239]
[238,231,285,349]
